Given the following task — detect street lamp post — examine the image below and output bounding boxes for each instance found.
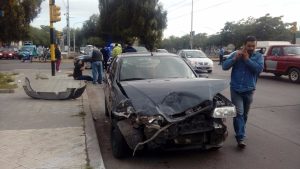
[190,0,194,49]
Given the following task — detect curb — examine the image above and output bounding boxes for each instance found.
[82,89,106,169]
[0,89,15,93]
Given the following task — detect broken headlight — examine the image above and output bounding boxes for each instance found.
[114,99,136,118]
[212,106,236,118]
[136,115,165,126]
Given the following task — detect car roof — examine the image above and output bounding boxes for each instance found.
[119,52,179,58]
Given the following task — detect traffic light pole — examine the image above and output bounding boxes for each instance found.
[49,0,56,76]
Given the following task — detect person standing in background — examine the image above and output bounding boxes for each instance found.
[91,47,103,84]
[112,43,122,58]
[219,47,224,65]
[55,44,62,72]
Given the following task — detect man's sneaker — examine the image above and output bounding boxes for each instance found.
[237,140,246,148]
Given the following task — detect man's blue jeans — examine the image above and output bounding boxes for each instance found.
[92,61,103,84]
[231,89,254,141]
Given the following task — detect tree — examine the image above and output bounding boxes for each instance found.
[99,0,167,50]
[161,14,295,54]
[218,14,293,48]
[0,0,44,43]
[28,25,50,46]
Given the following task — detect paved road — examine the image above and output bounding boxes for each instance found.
[0,59,74,71]
[87,64,300,169]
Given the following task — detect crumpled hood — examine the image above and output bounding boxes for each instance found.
[120,78,228,120]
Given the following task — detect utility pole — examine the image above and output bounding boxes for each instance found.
[73,30,76,52]
[67,0,70,57]
[190,0,194,49]
[49,0,61,76]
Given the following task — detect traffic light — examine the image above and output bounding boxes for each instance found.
[51,5,61,23]
[290,22,298,33]
[56,31,62,38]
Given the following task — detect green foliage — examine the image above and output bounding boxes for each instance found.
[86,37,105,47]
[29,25,50,46]
[0,0,44,43]
[69,14,105,48]
[0,73,17,89]
[99,0,167,50]
[161,14,295,52]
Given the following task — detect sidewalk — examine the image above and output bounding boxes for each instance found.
[0,69,104,169]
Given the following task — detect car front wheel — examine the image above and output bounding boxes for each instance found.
[111,122,131,158]
[289,68,300,83]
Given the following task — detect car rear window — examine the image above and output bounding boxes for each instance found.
[283,46,300,56]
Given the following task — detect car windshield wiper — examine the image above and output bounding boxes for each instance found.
[121,78,147,81]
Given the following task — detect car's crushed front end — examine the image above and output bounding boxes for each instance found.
[111,79,236,156]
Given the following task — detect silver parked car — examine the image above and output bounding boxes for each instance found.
[177,49,213,73]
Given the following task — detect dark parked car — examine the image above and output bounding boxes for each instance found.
[104,52,236,158]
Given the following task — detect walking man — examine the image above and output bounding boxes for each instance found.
[91,47,103,84]
[222,36,264,148]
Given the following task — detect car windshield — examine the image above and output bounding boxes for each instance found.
[283,46,300,55]
[119,56,196,81]
[184,51,207,58]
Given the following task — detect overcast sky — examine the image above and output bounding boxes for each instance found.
[31,0,300,38]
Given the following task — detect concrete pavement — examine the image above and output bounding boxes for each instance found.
[0,69,104,169]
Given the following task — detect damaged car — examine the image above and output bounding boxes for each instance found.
[104,52,236,158]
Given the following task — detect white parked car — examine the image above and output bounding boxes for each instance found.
[177,49,213,73]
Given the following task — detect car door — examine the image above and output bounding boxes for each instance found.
[275,47,291,73]
[265,47,282,72]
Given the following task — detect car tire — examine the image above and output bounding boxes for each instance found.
[288,68,300,83]
[105,99,109,117]
[208,70,212,73]
[289,68,300,83]
[274,73,282,77]
[111,122,131,158]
